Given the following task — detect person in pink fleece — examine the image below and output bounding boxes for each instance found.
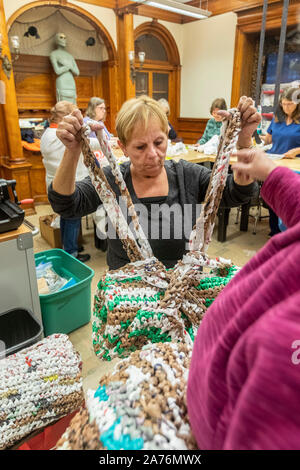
[187,147,300,450]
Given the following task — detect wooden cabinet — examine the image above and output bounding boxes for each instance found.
[23,148,48,205]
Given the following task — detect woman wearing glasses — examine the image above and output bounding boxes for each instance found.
[83,97,111,139]
[261,87,300,236]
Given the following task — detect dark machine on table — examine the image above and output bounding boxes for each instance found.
[0,179,25,233]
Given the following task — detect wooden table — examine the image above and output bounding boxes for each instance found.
[168,149,300,242]
[109,146,300,242]
[0,223,29,243]
[170,149,300,172]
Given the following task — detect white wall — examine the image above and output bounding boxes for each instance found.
[180,12,237,118]
[134,15,183,63]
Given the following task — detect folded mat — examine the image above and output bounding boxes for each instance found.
[0,333,84,450]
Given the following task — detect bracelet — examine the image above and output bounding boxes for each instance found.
[236,142,254,150]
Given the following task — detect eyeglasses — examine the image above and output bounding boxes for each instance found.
[96,105,106,110]
[282,101,296,107]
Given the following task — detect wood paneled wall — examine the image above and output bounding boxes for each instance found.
[176,117,208,144]
[13,54,111,127]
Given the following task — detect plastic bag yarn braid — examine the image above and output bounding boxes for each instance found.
[80,125,153,262]
[80,112,241,360]
[189,109,241,252]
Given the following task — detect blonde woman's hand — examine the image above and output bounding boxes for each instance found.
[218,96,261,149]
[57,110,104,152]
[56,109,84,152]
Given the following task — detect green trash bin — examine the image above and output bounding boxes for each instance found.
[34,249,94,336]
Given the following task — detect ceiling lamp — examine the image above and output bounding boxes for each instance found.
[132,0,212,19]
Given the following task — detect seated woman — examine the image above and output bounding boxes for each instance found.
[187,147,300,449]
[157,98,178,141]
[261,87,300,236]
[83,96,111,140]
[197,97,227,145]
[48,95,259,271]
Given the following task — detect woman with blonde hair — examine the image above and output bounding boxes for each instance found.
[48,95,259,271]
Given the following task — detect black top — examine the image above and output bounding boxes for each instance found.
[168,122,177,140]
[48,159,257,270]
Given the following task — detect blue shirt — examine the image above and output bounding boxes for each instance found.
[267,118,300,156]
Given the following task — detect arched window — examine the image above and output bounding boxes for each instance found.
[135,34,168,62]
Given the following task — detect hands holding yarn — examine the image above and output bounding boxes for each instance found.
[218,96,261,150]
[217,96,262,186]
[232,147,276,182]
[57,109,104,153]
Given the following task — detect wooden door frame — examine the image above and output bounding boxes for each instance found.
[231,2,300,107]
[7,0,119,131]
[134,21,181,127]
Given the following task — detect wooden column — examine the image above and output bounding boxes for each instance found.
[0,0,34,213]
[0,0,24,163]
[107,59,120,133]
[116,9,135,104]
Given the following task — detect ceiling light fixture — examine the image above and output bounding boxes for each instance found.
[132,0,211,19]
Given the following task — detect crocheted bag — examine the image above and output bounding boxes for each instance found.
[0,334,84,449]
[80,110,241,361]
[55,341,197,450]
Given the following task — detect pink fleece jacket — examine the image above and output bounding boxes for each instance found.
[187,166,300,450]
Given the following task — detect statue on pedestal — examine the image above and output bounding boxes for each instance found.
[50,33,79,104]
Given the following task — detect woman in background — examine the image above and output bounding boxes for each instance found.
[157,98,178,141]
[261,87,300,236]
[197,97,227,145]
[83,97,111,139]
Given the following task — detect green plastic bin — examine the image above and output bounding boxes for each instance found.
[34,248,94,336]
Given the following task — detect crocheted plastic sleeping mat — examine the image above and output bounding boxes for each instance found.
[80,108,242,361]
[56,341,197,450]
[0,334,84,450]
